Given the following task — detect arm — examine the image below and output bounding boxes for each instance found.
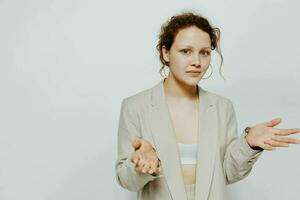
[222,99,264,185]
[115,98,162,192]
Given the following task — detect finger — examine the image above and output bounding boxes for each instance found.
[265,118,282,127]
[135,160,145,173]
[154,164,161,174]
[153,163,162,174]
[132,138,142,150]
[148,166,157,174]
[137,157,148,170]
[148,161,157,174]
[153,167,161,174]
[274,128,300,136]
[265,140,289,147]
[272,135,300,144]
[142,163,151,174]
[131,153,140,165]
[148,167,154,174]
[263,142,276,151]
[140,157,154,174]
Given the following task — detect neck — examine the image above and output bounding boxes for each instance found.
[163,74,199,101]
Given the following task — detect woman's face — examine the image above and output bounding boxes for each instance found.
[162,25,212,86]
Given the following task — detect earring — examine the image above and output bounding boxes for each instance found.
[162,65,169,78]
[202,64,213,79]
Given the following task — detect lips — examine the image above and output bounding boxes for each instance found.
[186,70,201,73]
[186,71,201,77]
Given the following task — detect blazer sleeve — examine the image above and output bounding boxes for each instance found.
[222,99,264,185]
[115,98,163,192]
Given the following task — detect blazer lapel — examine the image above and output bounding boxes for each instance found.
[148,79,218,200]
[194,90,218,200]
[148,79,187,200]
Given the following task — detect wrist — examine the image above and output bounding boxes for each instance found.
[152,147,161,167]
[244,127,264,151]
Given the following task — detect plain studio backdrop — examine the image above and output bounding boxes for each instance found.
[0,0,300,200]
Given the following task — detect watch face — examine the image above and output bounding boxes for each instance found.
[245,127,251,133]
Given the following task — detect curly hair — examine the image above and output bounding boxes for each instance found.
[156,11,224,80]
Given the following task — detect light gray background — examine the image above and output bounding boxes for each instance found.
[0,0,299,200]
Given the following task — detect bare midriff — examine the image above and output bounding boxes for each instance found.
[182,164,196,184]
[164,85,199,186]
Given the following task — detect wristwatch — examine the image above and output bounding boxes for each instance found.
[244,126,251,134]
[152,147,161,168]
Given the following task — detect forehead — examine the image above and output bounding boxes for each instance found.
[172,26,211,48]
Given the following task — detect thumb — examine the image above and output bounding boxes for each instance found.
[132,138,142,150]
[265,117,282,127]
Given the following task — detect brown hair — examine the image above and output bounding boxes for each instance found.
[156,11,225,80]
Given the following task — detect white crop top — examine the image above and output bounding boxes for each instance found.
[178,143,197,165]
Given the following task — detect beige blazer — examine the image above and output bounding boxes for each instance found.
[115,78,263,200]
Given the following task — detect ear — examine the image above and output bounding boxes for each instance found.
[162,46,170,63]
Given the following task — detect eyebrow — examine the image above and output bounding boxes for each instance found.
[180,45,211,50]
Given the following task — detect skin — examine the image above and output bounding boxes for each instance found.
[130,25,300,182]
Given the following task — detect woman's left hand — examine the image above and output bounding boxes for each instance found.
[245,118,300,151]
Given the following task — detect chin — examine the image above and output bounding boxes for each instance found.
[171,73,200,86]
[182,77,200,87]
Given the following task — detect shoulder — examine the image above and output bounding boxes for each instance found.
[203,89,233,106]
[202,88,235,114]
[121,86,152,110]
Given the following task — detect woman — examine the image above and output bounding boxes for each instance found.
[115,11,300,200]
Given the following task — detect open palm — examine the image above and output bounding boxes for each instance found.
[246,118,300,151]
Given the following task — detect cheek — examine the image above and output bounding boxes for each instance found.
[175,56,190,66]
[183,58,190,66]
[203,57,211,67]
[171,56,189,67]
[204,62,210,68]
[203,65,210,72]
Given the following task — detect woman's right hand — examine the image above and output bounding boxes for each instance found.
[130,137,161,175]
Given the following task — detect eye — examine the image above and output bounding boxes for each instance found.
[181,49,191,55]
[200,51,211,56]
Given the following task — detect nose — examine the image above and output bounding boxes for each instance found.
[191,54,201,68]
